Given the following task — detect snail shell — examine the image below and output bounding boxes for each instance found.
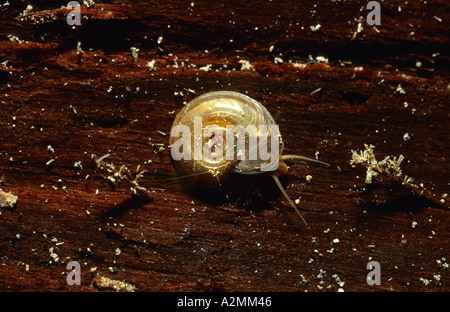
[169,91,328,224]
[169,91,283,185]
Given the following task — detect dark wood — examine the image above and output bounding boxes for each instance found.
[0,0,448,292]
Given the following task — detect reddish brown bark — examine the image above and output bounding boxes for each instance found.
[0,0,448,292]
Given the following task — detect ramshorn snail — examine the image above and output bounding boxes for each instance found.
[169,91,329,224]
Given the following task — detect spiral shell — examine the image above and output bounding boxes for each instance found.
[168,91,329,224]
[169,91,283,186]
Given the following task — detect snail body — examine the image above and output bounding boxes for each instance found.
[169,91,328,224]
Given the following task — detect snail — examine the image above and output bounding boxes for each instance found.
[169,91,329,224]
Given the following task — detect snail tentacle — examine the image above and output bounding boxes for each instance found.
[280,154,330,167]
[270,173,307,226]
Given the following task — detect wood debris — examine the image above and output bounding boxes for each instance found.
[0,189,18,208]
[93,275,137,292]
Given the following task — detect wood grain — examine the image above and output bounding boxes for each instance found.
[0,0,448,292]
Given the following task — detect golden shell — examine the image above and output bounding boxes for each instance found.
[169,91,284,186]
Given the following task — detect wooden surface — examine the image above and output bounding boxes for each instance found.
[0,0,449,292]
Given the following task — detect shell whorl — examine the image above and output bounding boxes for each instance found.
[169,91,284,186]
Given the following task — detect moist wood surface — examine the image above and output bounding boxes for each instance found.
[0,0,448,292]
